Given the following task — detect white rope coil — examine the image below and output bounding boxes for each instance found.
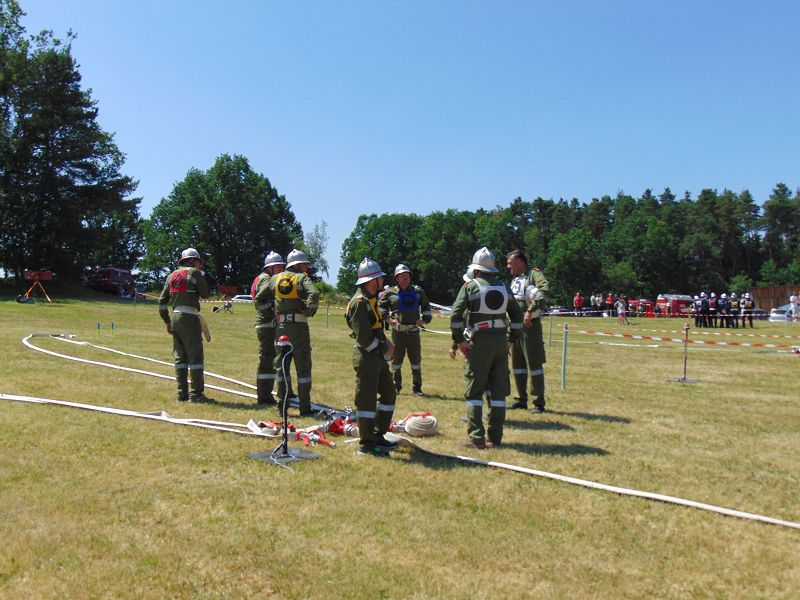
[402,415,439,437]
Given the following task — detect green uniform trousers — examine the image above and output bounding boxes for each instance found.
[274,321,312,411]
[171,312,204,400]
[390,329,422,392]
[512,318,546,408]
[352,349,396,447]
[464,332,509,445]
[256,325,277,403]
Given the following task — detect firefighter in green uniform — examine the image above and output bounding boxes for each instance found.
[346,258,399,457]
[506,249,549,413]
[451,247,524,448]
[269,249,320,415]
[251,251,286,405]
[378,264,433,396]
[158,248,212,403]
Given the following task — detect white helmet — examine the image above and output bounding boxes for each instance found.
[179,247,203,265]
[394,263,411,277]
[469,246,498,273]
[731,292,737,298]
[745,292,751,299]
[263,251,285,269]
[355,258,385,285]
[710,292,716,298]
[700,292,707,298]
[693,295,699,300]
[721,293,727,299]
[286,249,311,268]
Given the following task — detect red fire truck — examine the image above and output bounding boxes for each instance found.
[655,294,693,318]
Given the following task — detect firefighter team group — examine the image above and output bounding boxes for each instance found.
[158,246,549,456]
[689,292,757,328]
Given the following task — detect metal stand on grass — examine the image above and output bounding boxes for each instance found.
[670,323,701,384]
[249,335,319,466]
[561,322,568,390]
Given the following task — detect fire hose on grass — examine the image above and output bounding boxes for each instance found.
[12,333,800,530]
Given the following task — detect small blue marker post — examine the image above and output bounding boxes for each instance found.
[96,322,101,335]
[111,322,115,335]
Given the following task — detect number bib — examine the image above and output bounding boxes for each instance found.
[477,284,509,315]
[169,270,188,293]
[397,289,419,312]
[274,272,300,299]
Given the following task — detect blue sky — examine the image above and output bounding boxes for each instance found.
[21,1,800,283]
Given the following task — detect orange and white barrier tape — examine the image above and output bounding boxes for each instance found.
[573,329,796,349]
[621,326,800,341]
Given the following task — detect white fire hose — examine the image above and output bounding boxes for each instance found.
[12,333,800,530]
[22,333,257,399]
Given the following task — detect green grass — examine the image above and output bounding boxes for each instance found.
[1,296,799,598]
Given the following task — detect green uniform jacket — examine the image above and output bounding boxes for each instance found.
[346,290,391,357]
[252,272,277,327]
[450,275,524,344]
[270,269,320,316]
[158,266,211,323]
[378,284,433,326]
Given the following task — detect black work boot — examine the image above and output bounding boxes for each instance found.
[375,434,398,450]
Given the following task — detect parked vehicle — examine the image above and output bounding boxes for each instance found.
[768,304,792,322]
[655,294,693,317]
[88,267,134,296]
[627,298,656,317]
[231,294,253,303]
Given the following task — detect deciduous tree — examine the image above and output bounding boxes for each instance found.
[141,154,301,287]
[0,1,141,280]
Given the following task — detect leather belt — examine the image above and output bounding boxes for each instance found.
[469,319,506,332]
[277,313,308,324]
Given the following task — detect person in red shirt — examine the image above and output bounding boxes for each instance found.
[605,292,615,317]
[573,291,584,317]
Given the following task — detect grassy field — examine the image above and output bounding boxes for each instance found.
[1,294,799,599]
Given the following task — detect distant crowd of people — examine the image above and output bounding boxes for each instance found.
[572,292,631,322]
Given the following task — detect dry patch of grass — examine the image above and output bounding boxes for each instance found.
[1,298,799,598]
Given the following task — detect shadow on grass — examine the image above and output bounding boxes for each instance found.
[548,410,632,424]
[394,451,481,470]
[498,442,609,456]
[504,418,574,431]
[214,400,270,411]
[460,416,574,432]
[415,393,465,402]
[393,440,609,469]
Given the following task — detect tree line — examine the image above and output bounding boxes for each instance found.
[3,1,799,302]
[338,186,800,304]
[0,2,311,291]
[0,0,141,281]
